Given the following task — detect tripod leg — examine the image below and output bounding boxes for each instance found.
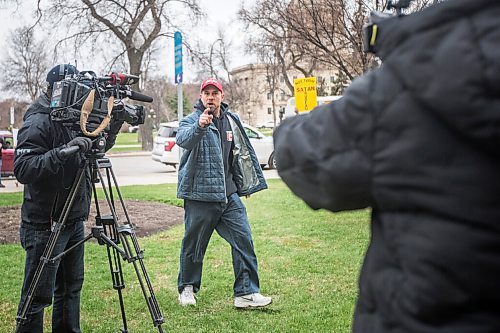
[108,165,165,330]
[94,158,165,331]
[119,230,165,331]
[92,195,130,332]
[16,164,88,332]
[106,241,128,333]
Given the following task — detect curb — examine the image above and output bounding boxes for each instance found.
[106,151,151,157]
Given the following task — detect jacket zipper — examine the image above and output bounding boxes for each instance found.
[212,124,227,204]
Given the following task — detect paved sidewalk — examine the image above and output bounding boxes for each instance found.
[106,151,151,157]
[0,177,22,193]
[0,151,280,194]
[0,151,152,194]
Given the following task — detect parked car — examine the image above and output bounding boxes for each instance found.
[1,131,15,177]
[128,125,139,133]
[284,95,342,118]
[151,121,179,169]
[256,120,277,129]
[243,123,276,169]
[151,121,276,169]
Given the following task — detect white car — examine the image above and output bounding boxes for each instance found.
[128,125,139,133]
[151,121,276,169]
[151,121,179,169]
[257,120,277,129]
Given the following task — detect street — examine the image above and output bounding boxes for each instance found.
[107,153,179,186]
[0,152,280,193]
[108,153,280,186]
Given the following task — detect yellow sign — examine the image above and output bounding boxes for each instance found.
[293,77,317,113]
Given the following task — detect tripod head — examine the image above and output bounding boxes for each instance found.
[88,135,107,158]
[58,134,107,161]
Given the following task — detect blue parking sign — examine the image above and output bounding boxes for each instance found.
[174,31,183,84]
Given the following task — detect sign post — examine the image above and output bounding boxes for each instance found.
[174,31,184,163]
[293,77,317,113]
[9,105,14,126]
[174,31,183,122]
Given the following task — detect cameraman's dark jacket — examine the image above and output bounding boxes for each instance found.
[14,94,92,225]
[274,0,500,332]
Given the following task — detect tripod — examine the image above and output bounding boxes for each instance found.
[16,148,164,332]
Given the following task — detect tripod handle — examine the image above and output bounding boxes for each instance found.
[59,145,80,159]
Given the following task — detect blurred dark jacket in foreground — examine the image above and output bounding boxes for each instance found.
[274,0,500,332]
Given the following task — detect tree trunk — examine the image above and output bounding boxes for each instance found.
[128,49,153,151]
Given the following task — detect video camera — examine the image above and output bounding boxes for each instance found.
[363,0,414,54]
[49,69,153,137]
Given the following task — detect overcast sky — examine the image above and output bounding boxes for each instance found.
[0,0,251,83]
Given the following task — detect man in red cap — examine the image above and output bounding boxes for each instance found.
[175,78,272,308]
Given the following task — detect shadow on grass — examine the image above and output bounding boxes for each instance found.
[235,307,282,314]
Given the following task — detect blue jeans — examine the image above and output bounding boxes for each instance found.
[17,221,85,333]
[178,193,260,296]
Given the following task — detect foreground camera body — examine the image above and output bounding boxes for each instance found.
[49,70,149,135]
[363,0,414,54]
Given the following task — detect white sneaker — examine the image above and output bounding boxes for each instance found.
[178,285,196,306]
[234,293,272,308]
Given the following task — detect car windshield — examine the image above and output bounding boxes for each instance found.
[157,126,178,138]
[244,128,260,139]
[1,135,14,149]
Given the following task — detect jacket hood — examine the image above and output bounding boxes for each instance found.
[24,94,51,121]
[376,0,500,151]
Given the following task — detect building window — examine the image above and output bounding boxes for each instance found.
[267,92,272,100]
[280,92,286,101]
[330,75,335,83]
[280,76,285,83]
[317,76,322,83]
[267,107,272,114]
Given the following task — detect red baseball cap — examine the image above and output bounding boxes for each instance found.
[200,78,224,94]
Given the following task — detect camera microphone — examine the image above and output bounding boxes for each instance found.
[83,72,94,80]
[121,89,154,103]
[108,72,140,85]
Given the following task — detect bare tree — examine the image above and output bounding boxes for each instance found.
[188,30,256,117]
[142,76,173,129]
[250,42,283,127]
[36,0,203,150]
[240,1,318,96]
[242,0,380,82]
[240,0,436,88]
[189,30,234,82]
[1,26,50,102]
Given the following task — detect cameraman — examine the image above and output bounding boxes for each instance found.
[274,1,500,332]
[14,64,123,332]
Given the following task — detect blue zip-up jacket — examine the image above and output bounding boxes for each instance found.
[176,100,267,202]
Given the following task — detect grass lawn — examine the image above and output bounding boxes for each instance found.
[107,132,142,153]
[258,128,273,136]
[0,180,370,332]
[115,132,141,145]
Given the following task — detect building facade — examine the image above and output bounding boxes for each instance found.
[228,63,341,127]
